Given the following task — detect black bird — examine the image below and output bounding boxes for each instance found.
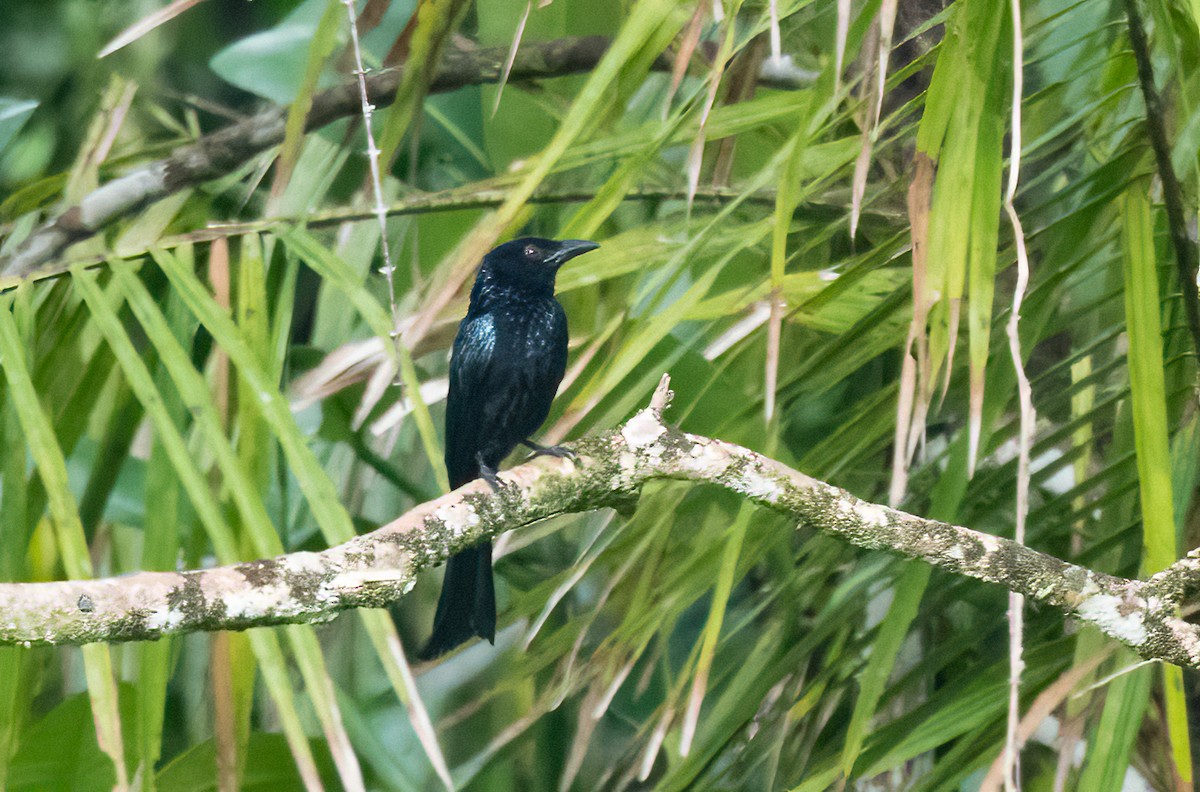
[420,236,600,659]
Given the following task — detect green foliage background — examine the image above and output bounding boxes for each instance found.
[0,0,1197,790]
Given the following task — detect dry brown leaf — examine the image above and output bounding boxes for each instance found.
[208,237,231,427]
[666,2,708,111]
[890,152,933,506]
[99,0,207,58]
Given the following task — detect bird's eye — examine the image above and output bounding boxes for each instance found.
[523,244,541,261]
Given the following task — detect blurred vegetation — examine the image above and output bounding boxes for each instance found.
[0,0,1197,790]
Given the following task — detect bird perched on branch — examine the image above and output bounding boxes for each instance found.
[420,236,600,659]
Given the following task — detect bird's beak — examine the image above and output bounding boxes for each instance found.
[549,239,600,268]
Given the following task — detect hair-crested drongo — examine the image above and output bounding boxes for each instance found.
[420,237,600,659]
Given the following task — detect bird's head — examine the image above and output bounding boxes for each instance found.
[480,237,600,293]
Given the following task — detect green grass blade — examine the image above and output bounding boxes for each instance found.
[0,293,130,790]
[1077,652,1152,791]
[149,248,453,788]
[680,501,754,756]
[839,562,930,782]
[1120,183,1189,782]
[280,228,447,492]
[376,0,471,169]
[0,392,28,788]
[104,262,368,790]
[71,267,326,791]
[1120,185,1177,571]
[273,0,344,200]
[965,73,1004,473]
[134,291,190,792]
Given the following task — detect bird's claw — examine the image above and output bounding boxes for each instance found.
[475,454,507,493]
[522,440,577,462]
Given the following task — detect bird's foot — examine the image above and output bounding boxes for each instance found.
[522,439,577,462]
[476,454,505,493]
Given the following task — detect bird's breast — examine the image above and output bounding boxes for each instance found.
[493,301,564,356]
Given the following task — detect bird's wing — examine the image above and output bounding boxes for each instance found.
[444,313,496,488]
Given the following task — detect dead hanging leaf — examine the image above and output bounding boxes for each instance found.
[889,335,918,508]
[848,21,878,245]
[890,152,934,507]
[849,0,898,244]
[333,0,393,74]
[369,378,449,436]
[704,299,771,360]
[685,16,734,213]
[665,2,708,112]
[834,0,851,97]
[977,648,1113,792]
[559,686,605,792]
[383,1,421,66]
[355,354,402,430]
[208,237,232,428]
[764,288,784,422]
[66,77,138,202]
[289,302,460,437]
[873,0,899,121]
[640,707,675,781]
[908,154,934,393]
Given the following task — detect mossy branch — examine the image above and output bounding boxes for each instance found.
[2,376,1199,668]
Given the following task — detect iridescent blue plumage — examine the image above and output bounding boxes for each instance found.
[421,237,599,659]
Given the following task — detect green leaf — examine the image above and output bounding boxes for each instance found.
[149,248,451,787]
[839,563,931,782]
[210,0,340,105]
[0,98,37,156]
[0,294,129,789]
[7,688,136,792]
[273,0,345,199]
[73,266,326,788]
[157,734,339,792]
[376,0,472,169]
[1077,652,1153,791]
[1119,183,1189,782]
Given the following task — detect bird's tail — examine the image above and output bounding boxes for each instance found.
[418,542,496,659]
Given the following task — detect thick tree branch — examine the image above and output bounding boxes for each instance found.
[0,36,815,279]
[2,376,1199,668]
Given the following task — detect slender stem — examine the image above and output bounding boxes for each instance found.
[1123,0,1200,369]
[340,0,404,374]
[6,186,812,287]
[1002,1,1032,787]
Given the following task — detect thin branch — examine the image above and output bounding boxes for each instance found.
[1123,0,1200,367]
[12,186,812,288]
[2,376,1200,670]
[0,36,818,279]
